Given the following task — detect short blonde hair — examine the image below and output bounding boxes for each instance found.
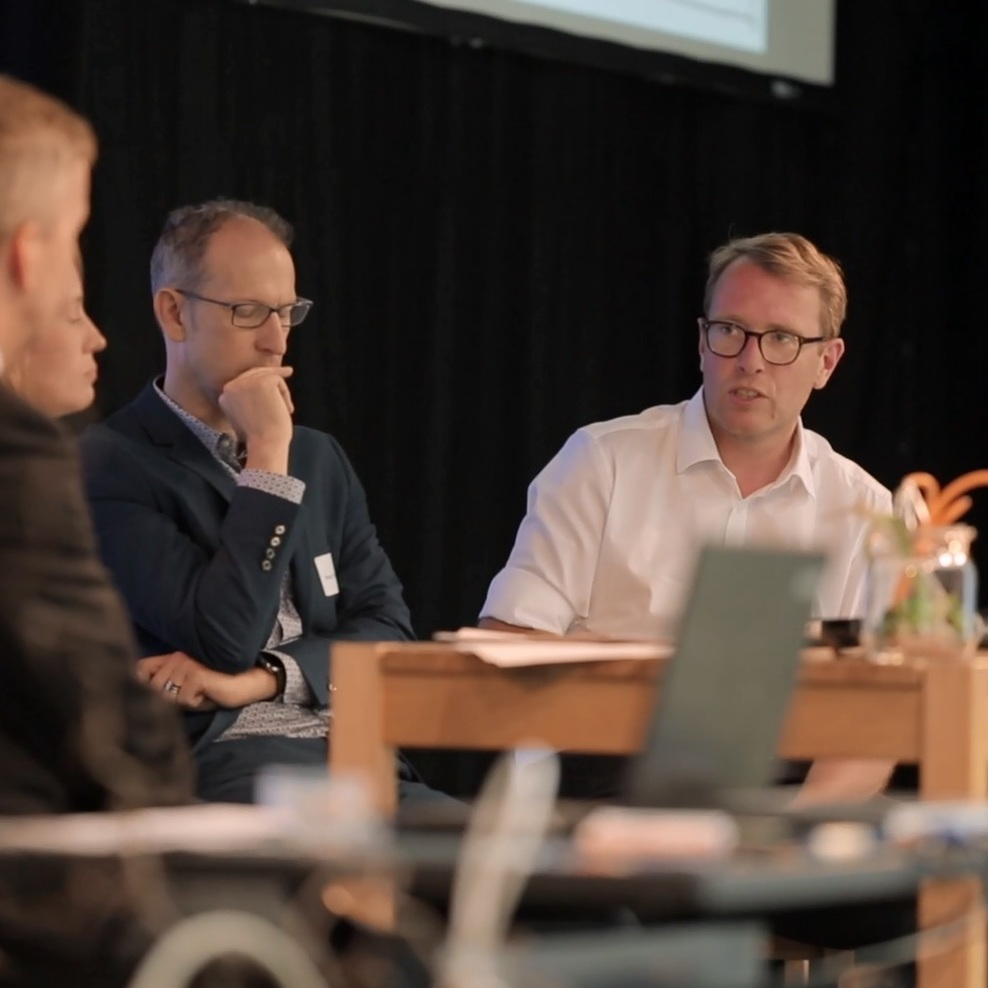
[704,232,847,338]
[0,75,97,240]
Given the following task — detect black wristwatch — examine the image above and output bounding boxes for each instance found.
[257,653,287,698]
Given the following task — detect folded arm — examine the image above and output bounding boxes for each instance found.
[82,448,303,673]
[136,652,279,710]
[81,430,413,698]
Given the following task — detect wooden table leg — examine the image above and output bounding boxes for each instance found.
[918,661,988,988]
[328,642,399,929]
[330,641,398,819]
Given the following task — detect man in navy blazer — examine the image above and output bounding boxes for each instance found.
[80,199,420,804]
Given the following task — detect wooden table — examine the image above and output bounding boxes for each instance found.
[330,643,988,988]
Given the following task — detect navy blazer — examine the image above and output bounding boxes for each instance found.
[79,382,414,748]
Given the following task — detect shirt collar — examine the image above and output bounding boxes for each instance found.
[676,388,722,472]
[787,425,816,499]
[676,387,816,499]
[153,378,235,461]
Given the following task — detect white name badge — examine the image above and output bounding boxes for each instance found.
[314,552,340,597]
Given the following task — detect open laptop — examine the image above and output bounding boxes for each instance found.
[402,544,824,832]
[622,544,825,808]
[401,544,827,920]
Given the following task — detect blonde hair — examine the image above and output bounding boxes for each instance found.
[704,232,847,338]
[0,75,97,240]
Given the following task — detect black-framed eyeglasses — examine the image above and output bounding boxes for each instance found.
[175,288,313,329]
[699,318,827,367]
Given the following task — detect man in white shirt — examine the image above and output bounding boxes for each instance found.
[481,231,894,804]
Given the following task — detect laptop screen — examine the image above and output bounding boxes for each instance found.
[623,545,824,807]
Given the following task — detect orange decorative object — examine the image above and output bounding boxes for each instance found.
[905,470,988,526]
[903,471,941,505]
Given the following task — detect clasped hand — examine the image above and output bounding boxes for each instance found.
[137,652,278,710]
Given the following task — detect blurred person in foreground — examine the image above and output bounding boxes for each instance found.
[0,73,194,988]
[5,252,106,417]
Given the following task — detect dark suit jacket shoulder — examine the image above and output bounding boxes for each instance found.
[78,382,413,746]
[0,384,193,814]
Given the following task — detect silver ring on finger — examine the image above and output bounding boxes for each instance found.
[163,680,181,695]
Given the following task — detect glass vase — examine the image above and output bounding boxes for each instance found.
[862,523,979,661]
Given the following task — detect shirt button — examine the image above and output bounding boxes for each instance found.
[270,536,282,547]
[261,560,273,572]
[265,548,276,560]
[274,524,286,535]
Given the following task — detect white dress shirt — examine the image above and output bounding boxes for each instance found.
[482,389,891,640]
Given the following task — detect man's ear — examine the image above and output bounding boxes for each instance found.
[4,221,43,294]
[813,337,845,390]
[154,288,187,343]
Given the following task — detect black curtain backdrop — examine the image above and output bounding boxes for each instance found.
[3,0,988,793]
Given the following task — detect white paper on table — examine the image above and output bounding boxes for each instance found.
[433,627,673,667]
[433,627,528,642]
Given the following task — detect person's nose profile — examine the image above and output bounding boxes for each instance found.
[256,311,288,355]
[86,316,107,354]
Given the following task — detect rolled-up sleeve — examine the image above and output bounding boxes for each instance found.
[480,429,612,633]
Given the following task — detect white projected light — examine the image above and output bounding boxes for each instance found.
[527,0,767,54]
[419,0,834,86]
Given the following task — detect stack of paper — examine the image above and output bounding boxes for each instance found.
[433,627,673,667]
